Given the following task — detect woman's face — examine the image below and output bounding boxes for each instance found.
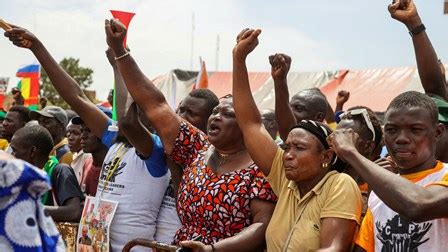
[282,128,331,182]
[207,98,244,151]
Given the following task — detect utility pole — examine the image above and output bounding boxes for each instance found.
[190,13,195,70]
[215,35,220,71]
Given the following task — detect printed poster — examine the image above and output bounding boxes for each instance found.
[0,77,9,94]
[77,196,118,252]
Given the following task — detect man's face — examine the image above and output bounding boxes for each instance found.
[261,110,277,140]
[82,226,88,237]
[38,116,61,141]
[176,95,211,132]
[3,111,25,139]
[384,107,441,173]
[289,94,320,122]
[81,125,101,153]
[67,124,82,153]
[10,136,32,164]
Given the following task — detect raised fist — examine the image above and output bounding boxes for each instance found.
[233,28,261,61]
[105,19,127,53]
[327,128,359,160]
[388,0,420,27]
[336,90,350,105]
[269,53,291,82]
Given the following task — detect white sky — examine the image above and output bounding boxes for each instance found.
[1,0,447,100]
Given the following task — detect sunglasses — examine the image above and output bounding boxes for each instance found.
[340,109,376,141]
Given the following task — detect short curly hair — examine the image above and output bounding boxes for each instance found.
[386,91,438,125]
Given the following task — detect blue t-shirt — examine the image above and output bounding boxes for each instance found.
[101,119,167,178]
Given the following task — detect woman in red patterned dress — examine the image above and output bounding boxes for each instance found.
[104,19,277,251]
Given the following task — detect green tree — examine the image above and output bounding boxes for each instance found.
[40,57,94,109]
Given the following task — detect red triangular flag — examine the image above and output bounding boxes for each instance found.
[194,57,209,90]
[110,10,135,46]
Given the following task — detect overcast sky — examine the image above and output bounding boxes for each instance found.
[1,0,447,100]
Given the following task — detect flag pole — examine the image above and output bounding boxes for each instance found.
[190,12,195,70]
[215,35,220,71]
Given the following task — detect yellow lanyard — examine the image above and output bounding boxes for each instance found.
[100,143,128,193]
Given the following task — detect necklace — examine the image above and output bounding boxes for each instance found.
[214,148,246,165]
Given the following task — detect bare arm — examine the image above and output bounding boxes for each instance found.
[232,29,278,176]
[106,48,129,122]
[269,54,296,141]
[106,48,155,157]
[119,102,155,157]
[45,197,82,222]
[181,199,276,252]
[105,19,180,154]
[330,128,448,222]
[389,0,447,100]
[4,26,109,138]
[335,90,350,113]
[317,218,358,252]
[325,102,336,125]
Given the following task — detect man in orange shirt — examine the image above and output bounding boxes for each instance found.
[330,90,448,251]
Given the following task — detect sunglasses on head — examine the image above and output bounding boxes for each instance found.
[340,108,376,142]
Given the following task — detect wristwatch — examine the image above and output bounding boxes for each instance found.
[409,24,426,37]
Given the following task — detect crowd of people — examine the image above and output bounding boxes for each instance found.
[0,0,447,251]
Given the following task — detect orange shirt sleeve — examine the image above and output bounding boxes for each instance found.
[355,208,375,252]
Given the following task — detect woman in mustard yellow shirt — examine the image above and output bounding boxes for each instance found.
[232,28,362,251]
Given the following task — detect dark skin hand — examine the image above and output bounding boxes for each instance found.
[329,128,448,222]
[269,53,296,142]
[4,25,109,138]
[390,0,447,100]
[232,28,357,251]
[335,90,350,113]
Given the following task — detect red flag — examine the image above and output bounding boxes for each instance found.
[110,10,135,46]
[194,57,209,90]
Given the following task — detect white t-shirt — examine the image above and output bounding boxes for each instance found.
[356,162,448,251]
[154,176,182,244]
[98,125,170,251]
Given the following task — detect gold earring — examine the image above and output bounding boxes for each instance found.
[322,163,329,169]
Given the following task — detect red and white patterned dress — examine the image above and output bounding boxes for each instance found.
[170,121,277,245]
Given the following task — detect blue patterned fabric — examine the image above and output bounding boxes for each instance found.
[0,158,65,251]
